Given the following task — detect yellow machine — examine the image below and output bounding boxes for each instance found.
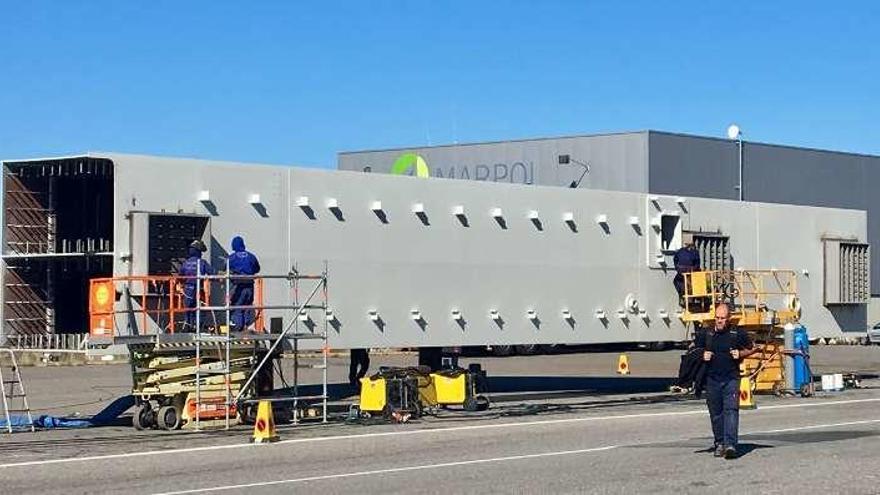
[682,269,802,394]
[359,365,489,418]
[359,367,425,417]
[421,367,490,411]
[359,374,390,413]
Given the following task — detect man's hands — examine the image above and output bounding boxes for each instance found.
[703,351,713,361]
[730,349,740,360]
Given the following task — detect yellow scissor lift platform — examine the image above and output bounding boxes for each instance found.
[682,269,802,393]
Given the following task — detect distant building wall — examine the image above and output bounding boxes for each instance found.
[338,132,650,193]
[342,131,880,297]
[647,131,880,295]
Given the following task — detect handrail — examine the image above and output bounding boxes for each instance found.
[88,274,275,336]
[682,269,800,326]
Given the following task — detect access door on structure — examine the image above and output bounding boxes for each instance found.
[112,212,213,334]
[128,212,212,278]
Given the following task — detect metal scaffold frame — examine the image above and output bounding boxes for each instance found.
[228,262,329,427]
[87,261,329,431]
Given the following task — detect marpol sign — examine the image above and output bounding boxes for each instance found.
[388,152,535,184]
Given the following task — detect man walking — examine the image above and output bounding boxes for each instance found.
[695,303,756,459]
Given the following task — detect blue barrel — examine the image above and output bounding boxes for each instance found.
[793,325,810,390]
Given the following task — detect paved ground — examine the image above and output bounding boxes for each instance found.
[2,346,879,494]
[18,346,880,417]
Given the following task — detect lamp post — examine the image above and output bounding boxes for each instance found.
[727,124,744,201]
[557,154,591,189]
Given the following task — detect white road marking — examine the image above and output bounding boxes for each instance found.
[152,445,621,495]
[0,396,878,470]
[743,418,880,436]
[154,417,880,495]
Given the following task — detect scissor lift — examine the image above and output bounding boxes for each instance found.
[682,269,805,394]
[88,262,329,430]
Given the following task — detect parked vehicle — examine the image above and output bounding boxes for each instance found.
[867,322,880,345]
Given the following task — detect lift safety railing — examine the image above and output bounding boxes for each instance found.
[682,269,800,328]
[88,274,265,337]
[88,263,329,430]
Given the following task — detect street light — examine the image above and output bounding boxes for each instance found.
[727,124,744,201]
[557,154,591,188]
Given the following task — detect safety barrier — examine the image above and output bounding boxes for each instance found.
[88,274,266,337]
[2,333,88,350]
[682,269,799,327]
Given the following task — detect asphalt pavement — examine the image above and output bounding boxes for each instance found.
[3,347,880,494]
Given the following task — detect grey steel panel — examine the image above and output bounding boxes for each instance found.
[2,152,869,347]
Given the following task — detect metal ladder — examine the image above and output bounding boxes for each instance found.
[0,349,35,433]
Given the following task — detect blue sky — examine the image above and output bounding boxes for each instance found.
[1,1,878,167]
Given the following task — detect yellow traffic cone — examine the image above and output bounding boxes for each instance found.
[617,354,630,375]
[738,376,756,410]
[251,400,279,443]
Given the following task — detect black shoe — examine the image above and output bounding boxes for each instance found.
[713,445,724,457]
[722,446,738,459]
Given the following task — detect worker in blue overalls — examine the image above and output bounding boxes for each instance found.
[673,236,701,307]
[180,239,213,331]
[228,235,261,331]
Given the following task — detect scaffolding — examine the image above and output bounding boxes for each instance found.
[88,262,329,430]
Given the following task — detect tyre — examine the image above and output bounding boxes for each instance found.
[157,405,182,430]
[491,345,514,356]
[514,344,539,355]
[800,383,814,398]
[772,382,785,397]
[646,342,669,351]
[133,403,154,430]
[464,395,490,412]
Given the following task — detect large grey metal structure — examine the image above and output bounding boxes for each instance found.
[1,153,869,348]
[339,130,880,305]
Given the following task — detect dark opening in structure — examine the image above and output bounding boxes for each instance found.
[2,157,114,337]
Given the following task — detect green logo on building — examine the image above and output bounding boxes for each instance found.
[391,153,430,178]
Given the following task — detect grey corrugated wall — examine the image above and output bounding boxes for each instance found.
[648,131,880,295]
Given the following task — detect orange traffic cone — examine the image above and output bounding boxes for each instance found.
[738,376,756,410]
[251,400,279,443]
[617,354,630,375]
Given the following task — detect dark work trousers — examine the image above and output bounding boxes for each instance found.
[705,375,740,447]
[349,349,370,386]
[230,284,255,329]
[183,286,199,330]
[673,273,685,298]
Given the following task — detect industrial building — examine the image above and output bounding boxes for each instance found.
[339,130,880,320]
[0,151,870,349]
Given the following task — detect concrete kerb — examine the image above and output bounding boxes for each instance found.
[3,348,416,367]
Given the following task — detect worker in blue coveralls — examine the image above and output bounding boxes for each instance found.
[673,236,701,307]
[228,236,261,331]
[180,239,213,331]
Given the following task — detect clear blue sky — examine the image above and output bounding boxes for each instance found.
[2,1,878,168]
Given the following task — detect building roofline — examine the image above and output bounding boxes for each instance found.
[646,130,880,159]
[2,152,330,170]
[339,129,880,160]
[337,130,650,155]
[2,153,105,165]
